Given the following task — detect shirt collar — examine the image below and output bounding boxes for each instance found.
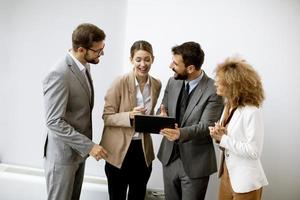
[68,51,90,72]
[185,70,204,92]
[135,76,150,87]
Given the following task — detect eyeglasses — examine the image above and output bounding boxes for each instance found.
[87,47,104,55]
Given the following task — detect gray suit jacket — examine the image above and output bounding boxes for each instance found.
[43,54,95,164]
[157,72,223,178]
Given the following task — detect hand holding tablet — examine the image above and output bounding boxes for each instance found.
[134,115,176,133]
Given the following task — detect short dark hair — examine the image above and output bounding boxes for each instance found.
[171,41,204,70]
[72,23,105,50]
[130,40,154,59]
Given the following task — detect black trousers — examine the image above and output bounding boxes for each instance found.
[105,140,152,200]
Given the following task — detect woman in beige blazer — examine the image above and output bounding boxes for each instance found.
[100,40,161,200]
[209,56,268,200]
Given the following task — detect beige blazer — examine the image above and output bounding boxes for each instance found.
[100,70,161,168]
[219,106,268,193]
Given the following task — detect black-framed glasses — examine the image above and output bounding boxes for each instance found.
[87,47,104,55]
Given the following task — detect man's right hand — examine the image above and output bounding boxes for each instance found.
[89,144,108,161]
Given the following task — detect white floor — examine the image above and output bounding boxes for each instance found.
[0,164,109,200]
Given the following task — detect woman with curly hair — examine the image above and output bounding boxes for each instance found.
[209,57,268,200]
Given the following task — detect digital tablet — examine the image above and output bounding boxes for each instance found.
[134,115,176,133]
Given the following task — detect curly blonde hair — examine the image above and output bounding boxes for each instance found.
[215,56,265,108]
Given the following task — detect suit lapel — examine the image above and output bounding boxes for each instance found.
[226,107,241,135]
[149,76,159,114]
[181,72,208,125]
[218,107,241,177]
[128,71,137,108]
[66,54,92,106]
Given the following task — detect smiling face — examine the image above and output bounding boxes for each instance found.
[131,50,153,79]
[170,54,188,80]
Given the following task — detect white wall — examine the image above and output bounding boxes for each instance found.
[124,0,300,199]
[0,0,127,177]
[1,0,300,199]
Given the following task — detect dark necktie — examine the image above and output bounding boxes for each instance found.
[183,82,190,107]
[85,70,94,109]
[179,82,190,125]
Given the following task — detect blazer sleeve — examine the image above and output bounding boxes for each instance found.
[43,71,94,157]
[220,107,264,160]
[179,92,224,143]
[102,77,132,127]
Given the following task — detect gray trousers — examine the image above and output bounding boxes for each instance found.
[45,160,85,200]
[163,158,209,200]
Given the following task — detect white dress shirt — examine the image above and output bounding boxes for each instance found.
[185,70,204,94]
[132,77,152,140]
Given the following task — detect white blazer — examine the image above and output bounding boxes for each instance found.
[219,106,268,193]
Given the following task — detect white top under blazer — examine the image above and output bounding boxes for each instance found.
[219,106,268,193]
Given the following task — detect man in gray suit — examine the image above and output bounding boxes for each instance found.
[158,42,223,200]
[43,23,108,200]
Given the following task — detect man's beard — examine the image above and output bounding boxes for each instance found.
[84,54,99,64]
[173,69,188,80]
